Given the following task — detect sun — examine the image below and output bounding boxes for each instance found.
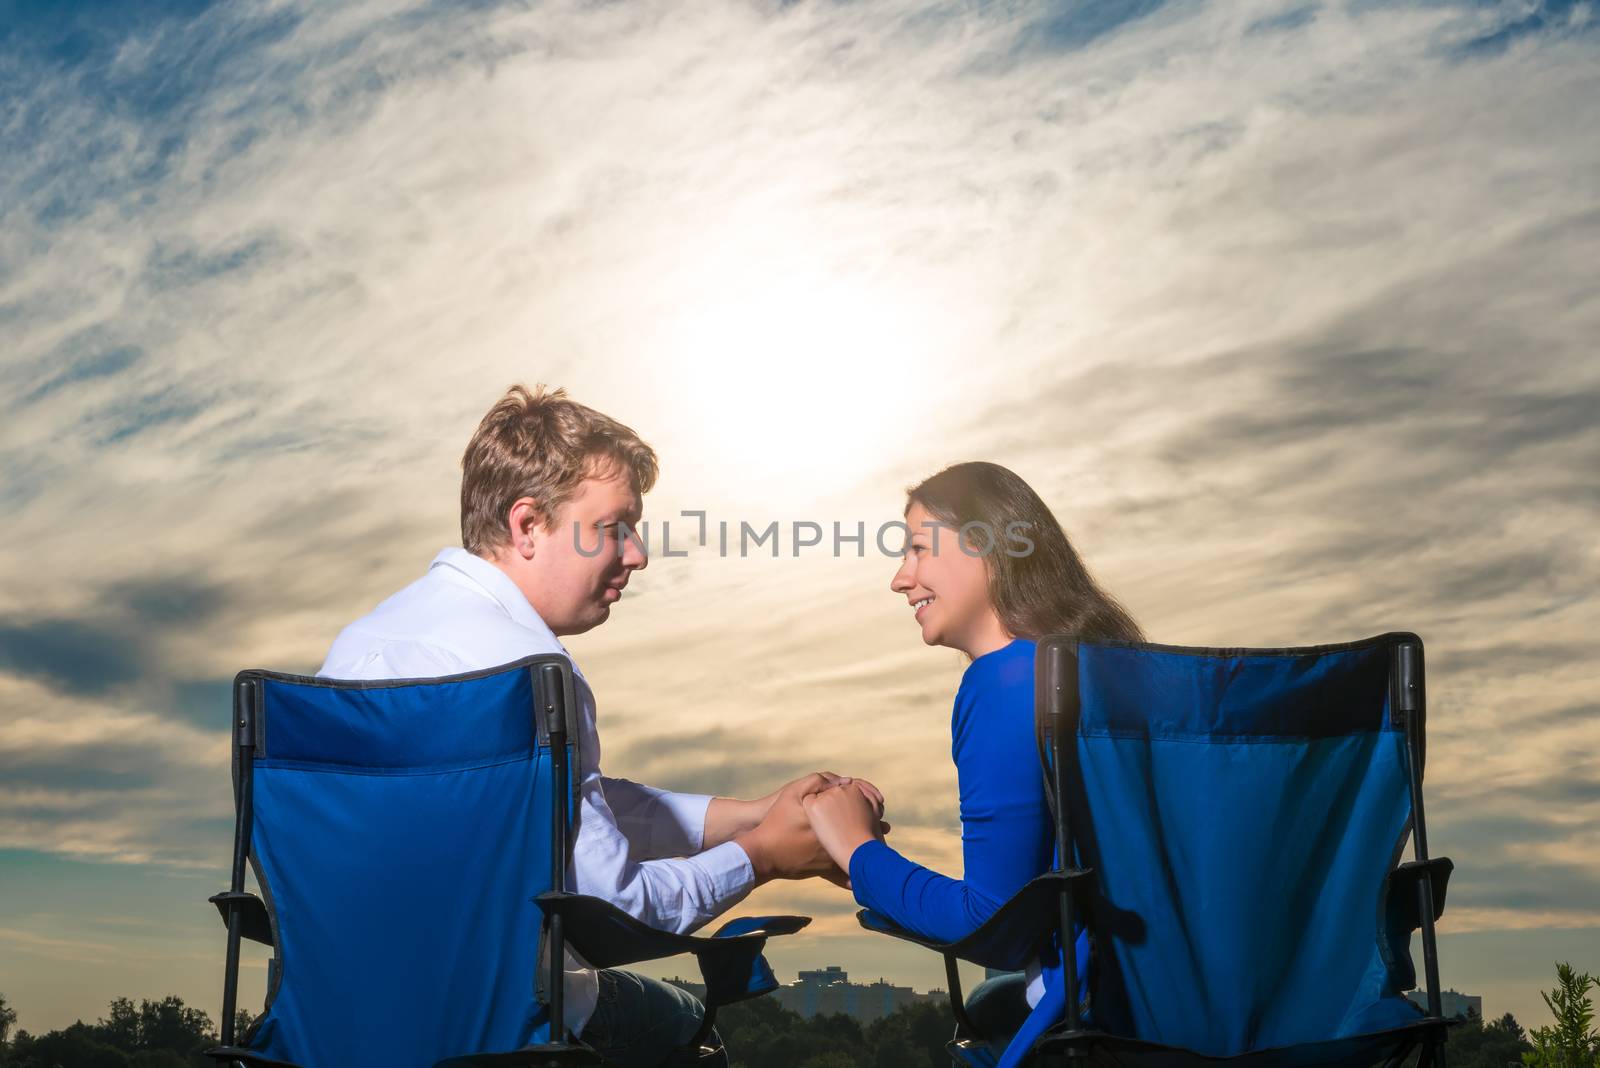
[657,260,939,504]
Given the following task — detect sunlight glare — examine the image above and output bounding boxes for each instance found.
[658,261,942,502]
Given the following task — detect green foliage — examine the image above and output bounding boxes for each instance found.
[1,995,217,1068]
[0,990,956,1068]
[9,1023,128,1068]
[717,994,957,1068]
[128,997,213,1059]
[7,971,1590,1068]
[1,992,18,1065]
[1445,1010,1534,1068]
[1522,963,1600,1068]
[98,998,141,1053]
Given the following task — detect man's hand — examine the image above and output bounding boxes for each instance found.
[732,793,830,885]
[731,773,886,885]
[705,771,885,849]
[802,782,887,877]
[754,771,884,820]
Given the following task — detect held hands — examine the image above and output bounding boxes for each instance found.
[802,782,889,881]
[707,771,862,848]
[756,772,867,822]
[733,771,887,888]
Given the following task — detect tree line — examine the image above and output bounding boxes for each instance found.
[0,994,246,1068]
[1,961,1594,1068]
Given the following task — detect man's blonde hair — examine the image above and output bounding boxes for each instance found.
[460,384,659,556]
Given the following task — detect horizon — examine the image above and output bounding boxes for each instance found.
[2,0,1598,1043]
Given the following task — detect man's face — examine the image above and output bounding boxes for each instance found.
[522,469,647,636]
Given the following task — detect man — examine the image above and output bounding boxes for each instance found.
[319,383,880,1067]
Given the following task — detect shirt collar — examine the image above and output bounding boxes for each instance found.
[428,547,582,672]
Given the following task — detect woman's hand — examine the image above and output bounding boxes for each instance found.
[754,772,885,822]
[707,771,862,848]
[801,781,888,877]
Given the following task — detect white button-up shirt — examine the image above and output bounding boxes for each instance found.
[317,547,757,1037]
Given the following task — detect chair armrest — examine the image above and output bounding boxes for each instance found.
[210,891,273,946]
[856,869,1090,972]
[535,892,810,1007]
[1388,858,1452,921]
[1380,857,1453,991]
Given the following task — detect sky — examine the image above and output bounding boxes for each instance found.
[1,0,1598,1039]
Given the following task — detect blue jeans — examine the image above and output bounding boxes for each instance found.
[579,969,726,1067]
[963,972,1032,1058]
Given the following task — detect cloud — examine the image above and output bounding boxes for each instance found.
[19,343,146,407]
[0,618,149,696]
[1005,0,1173,57]
[1452,0,1598,57]
[0,675,228,866]
[0,576,232,694]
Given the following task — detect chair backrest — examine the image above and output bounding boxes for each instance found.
[233,655,578,1067]
[1037,632,1432,1056]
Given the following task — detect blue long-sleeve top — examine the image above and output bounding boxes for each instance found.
[848,636,1053,943]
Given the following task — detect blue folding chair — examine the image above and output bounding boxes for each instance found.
[206,654,809,1068]
[859,632,1455,1068]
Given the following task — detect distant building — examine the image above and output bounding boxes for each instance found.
[669,965,938,1023]
[1405,988,1482,1020]
[798,965,849,987]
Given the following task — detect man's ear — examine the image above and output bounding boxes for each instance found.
[506,497,546,560]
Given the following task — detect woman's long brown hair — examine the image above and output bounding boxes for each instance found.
[906,461,1145,645]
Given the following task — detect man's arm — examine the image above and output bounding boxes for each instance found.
[600,776,716,861]
[575,770,756,934]
[602,772,883,861]
[576,768,880,928]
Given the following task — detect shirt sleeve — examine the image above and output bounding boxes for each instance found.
[568,677,754,932]
[847,658,1053,944]
[572,765,754,933]
[849,838,1006,943]
[599,776,713,861]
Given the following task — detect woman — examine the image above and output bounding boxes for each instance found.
[803,461,1144,1060]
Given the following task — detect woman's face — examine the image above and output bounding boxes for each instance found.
[890,500,1001,654]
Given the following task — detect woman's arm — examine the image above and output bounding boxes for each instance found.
[805,781,1013,943]
[811,653,1052,944]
